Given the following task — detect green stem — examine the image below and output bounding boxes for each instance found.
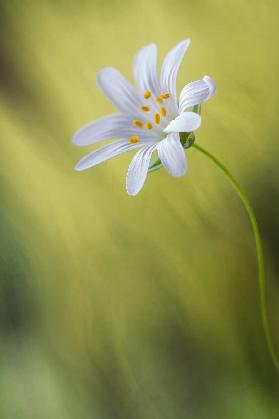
[193,143,279,373]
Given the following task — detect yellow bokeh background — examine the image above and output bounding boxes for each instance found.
[1,1,279,417]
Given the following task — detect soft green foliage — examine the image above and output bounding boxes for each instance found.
[1,1,279,418]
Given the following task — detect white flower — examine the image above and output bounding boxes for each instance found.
[73,39,216,196]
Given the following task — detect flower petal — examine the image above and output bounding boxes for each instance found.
[179,76,217,112]
[157,133,187,177]
[97,67,141,115]
[133,44,160,96]
[73,114,137,147]
[164,112,201,133]
[126,144,157,196]
[75,140,142,171]
[203,75,217,100]
[179,80,209,111]
[160,39,191,106]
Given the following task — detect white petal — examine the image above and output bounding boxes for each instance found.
[203,75,217,100]
[179,76,217,112]
[157,133,187,177]
[179,80,209,112]
[133,44,160,96]
[97,68,141,115]
[75,140,142,171]
[73,114,136,147]
[73,113,156,146]
[160,39,191,106]
[164,112,201,133]
[126,144,157,196]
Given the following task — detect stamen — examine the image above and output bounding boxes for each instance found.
[156,97,163,103]
[144,91,151,99]
[160,107,167,117]
[145,122,152,130]
[154,113,160,124]
[129,136,139,144]
[133,119,143,128]
[161,93,170,99]
[140,105,150,112]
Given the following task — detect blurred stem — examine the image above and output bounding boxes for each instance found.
[193,143,279,373]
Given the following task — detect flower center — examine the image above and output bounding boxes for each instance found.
[129,91,170,143]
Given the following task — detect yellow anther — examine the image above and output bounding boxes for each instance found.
[161,93,170,99]
[145,122,153,130]
[133,119,143,128]
[144,91,151,99]
[129,136,139,144]
[160,107,167,117]
[156,97,163,103]
[140,105,150,112]
[154,113,160,124]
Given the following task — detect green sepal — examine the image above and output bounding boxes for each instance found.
[148,157,163,173]
[180,131,195,149]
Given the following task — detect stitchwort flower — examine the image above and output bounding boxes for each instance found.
[73,39,216,195]
[72,41,279,374]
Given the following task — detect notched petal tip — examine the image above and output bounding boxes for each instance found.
[133,43,157,66]
[174,39,191,56]
[97,67,127,90]
[97,66,114,76]
[72,133,78,146]
[72,130,84,147]
[173,38,191,49]
[126,186,138,197]
[96,67,113,85]
[181,38,191,47]
[74,161,86,171]
[142,42,157,51]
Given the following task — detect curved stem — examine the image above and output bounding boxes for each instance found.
[193,143,279,372]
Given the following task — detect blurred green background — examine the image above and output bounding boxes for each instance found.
[1,0,279,418]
